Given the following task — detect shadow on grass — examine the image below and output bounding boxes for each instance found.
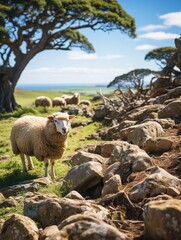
[0,169,39,189]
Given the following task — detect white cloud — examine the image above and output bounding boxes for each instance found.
[159,11,181,27]
[67,51,124,60]
[138,24,166,32]
[26,67,124,75]
[135,44,157,50]
[139,31,179,40]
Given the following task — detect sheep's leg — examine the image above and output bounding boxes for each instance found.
[44,159,49,178]
[26,156,34,170]
[20,153,27,172]
[50,160,56,180]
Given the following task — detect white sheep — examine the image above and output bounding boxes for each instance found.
[52,97,66,107]
[62,93,80,105]
[35,96,52,107]
[10,112,74,179]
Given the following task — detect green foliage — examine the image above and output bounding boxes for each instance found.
[0,0,136,64]
[145,47,176,68]
[107,68,159,88]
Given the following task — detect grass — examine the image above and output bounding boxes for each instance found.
[0,88,104,189]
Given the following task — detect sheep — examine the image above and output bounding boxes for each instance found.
[62,93,80,105]
[35,96,52,107]
[10,112,74,179]
[79,100,92,106]
[52,97,66,107]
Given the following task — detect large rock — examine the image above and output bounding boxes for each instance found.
[125,104,164,121]
[108,141,152,173]
[0,178,51,198]
[24,194,108,228]
[70,151,105,167]
[158,99,181,119]
[128,167,181,202]
[120,121,164,148]
[144,137,173,153]
[0,214,39,240]
[143,199,181,240]
[63,161,103,192]
[102,174,122,197]
[40,214,128,240]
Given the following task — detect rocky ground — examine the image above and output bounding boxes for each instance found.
[1,75,181,239]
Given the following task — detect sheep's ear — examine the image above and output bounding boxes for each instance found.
[48,115,54,121]
[69,115,75,119]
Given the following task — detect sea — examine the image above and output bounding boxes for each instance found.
[17,84,115,95]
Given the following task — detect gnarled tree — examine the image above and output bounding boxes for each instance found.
[0,0,136,113]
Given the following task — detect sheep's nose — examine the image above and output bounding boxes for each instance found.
[62,128,67,133]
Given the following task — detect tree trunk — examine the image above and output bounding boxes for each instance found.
[0,74,19,113]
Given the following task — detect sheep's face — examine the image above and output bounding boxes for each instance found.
[48,113,74,135]
[54,119,70,135]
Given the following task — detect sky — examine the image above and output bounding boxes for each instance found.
[18,0,181,86]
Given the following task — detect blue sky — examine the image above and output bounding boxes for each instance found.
[18,0,181,86]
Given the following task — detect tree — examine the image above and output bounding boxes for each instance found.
[107,68,158,88]
[145,47,176,68]
[0,0,136,113]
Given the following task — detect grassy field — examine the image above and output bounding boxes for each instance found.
[0,89,104,190]
[0,88,105,220]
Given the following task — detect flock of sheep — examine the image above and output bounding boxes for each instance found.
[10,93,92,179]
[35,93,91,107]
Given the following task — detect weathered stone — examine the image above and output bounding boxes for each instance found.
[108,142,153,171]
[120,121,164,148]
[0,197,17,208]
[64,190,85,200]
[144,137,173,153]
[128,167,181,202]
[102,174,122,197]
[70,151,105,167]
[158,99,181,119]
[143,199,181,240]
[0,177,51,198]
[24,194,109,228]
[39,225,60,240]
[57,214,128,240]
[0,214,39,240]
[63,161,103,192]
[125,104,164,121]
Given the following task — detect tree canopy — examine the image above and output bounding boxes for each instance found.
[0,0,136,113]
[107,68,158,88]
[144,47,176,68]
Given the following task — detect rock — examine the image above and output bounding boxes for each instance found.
[143,199,181,240]
[24,194,109,228]
[63,161,103,192]
[125,104,164,121]
[0,197,17,208]
[120,121,164,148]
[0,214,39,240]
[39,225,60,240]
[102,174,122,197]
[64,190,85,200]
[0,177,51,198]
[128,166,181,202]
[144,137,173,153]
[158,99,181,119]
[58,214,128,240]
[108,142,153,170]
[70,151,105,167]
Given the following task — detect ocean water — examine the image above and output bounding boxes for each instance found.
[17,84,115,95]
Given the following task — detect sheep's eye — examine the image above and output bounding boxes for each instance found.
[54,119,58,123]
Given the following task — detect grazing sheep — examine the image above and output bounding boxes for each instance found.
[52,97,66,107]
[35,96,52,107]
[79,100,92,106]
[10,112,74,179]
[62,93,80,105]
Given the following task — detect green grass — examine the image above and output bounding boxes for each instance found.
[0,89,104,190]
[0,88,106,222]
